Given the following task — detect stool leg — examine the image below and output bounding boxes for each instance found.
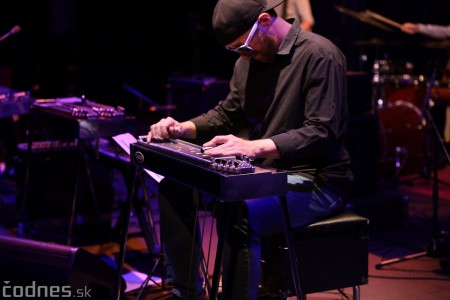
[353,286,360,300]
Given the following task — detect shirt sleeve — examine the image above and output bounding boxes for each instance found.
[418,23,450,39]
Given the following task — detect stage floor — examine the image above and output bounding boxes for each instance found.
[1,162,450,300]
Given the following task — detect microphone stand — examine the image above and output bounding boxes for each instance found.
[122,83,176,113]
[376,70,450,269]
[0,25,21,42]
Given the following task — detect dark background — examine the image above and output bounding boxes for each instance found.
[0,0,448,116]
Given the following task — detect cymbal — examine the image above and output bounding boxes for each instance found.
[355,38,401,47]
[335,5,394,32]
[422,40,450,49]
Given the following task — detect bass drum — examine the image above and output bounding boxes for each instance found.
[383,74,427,108]
[377,100,428,176]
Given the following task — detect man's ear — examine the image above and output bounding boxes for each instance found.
[258,13,273,30]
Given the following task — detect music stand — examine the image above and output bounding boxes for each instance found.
[101,136,163,300]
[376,72,450,269]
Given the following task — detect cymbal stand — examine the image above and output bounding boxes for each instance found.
[376,73,450,269]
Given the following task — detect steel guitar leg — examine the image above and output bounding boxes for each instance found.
[114,165,139,300]
[210,197,302,300]
[278,195,303,300]
[210,203,232,300]
[133,171,159,254]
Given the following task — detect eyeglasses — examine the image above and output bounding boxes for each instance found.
[226,20,258,54]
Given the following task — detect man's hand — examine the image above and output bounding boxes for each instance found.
[401,23,420,35]
[147,117,182,142]
[202,135,280,159]
[147,118,197,142]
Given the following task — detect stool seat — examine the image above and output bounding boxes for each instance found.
[293,209,370,239]
[261,210,369,300]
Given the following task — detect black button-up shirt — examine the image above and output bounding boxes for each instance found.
[191,19,353,188]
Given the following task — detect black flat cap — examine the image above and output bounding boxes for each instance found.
[212,0,285,45]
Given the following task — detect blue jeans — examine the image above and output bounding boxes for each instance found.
[158,174,346,300]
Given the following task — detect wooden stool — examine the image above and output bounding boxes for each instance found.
[261,210,369,300]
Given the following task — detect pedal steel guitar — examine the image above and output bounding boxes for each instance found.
[114,138,305,300]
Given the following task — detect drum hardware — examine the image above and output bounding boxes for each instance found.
[373,60,390,75]
[394,146,408,174]
[372,59,416,77]
[371,60,388,110]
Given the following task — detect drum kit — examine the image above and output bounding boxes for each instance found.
[373,64,430,176]
[337,5,450,272]
[336,5,450,177]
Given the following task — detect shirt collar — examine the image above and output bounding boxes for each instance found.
[277,18,301,56]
